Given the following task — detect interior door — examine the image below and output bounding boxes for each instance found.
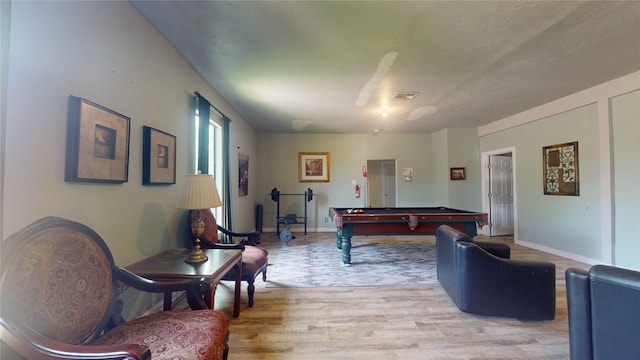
[367,159,396,207]
[489,155,514,236]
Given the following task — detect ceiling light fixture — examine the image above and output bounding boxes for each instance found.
[393,92,419,101]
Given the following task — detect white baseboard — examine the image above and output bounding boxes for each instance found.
[516,239,602,266]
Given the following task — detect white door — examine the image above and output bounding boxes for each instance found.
[367,160,396,207]
[489,155,514,236]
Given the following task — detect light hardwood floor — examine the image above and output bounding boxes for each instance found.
[207,232,590,360]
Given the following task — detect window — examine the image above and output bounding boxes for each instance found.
[195,110,224,223]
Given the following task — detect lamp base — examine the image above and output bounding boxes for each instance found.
[185,213,209,264]
[185,243,209,264]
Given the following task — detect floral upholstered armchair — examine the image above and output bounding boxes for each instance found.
[190,209,268,308]
[1,217,230,360]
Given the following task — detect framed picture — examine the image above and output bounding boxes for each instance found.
[238,153,249,196]
[142,126,176,185]
[543,141,579,196]
[299,152,330,182]
[65,96,130,183]
[450,167,466,180]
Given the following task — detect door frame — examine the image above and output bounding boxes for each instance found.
[480,147,517,238]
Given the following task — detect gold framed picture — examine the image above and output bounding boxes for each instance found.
[65,96,130,183]
[299,152,330,182]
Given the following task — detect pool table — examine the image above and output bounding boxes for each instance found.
[329,206,488,265]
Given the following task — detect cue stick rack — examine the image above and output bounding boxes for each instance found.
[270,187,314,236]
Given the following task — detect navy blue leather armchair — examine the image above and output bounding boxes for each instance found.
[436,225,556,320]
[566,265,640,360]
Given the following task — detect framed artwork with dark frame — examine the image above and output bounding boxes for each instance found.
[299,152,330,182]
[450,167,466,180]
[238,153,249,196]
[65,96,130,183]
[142,126,176,185]
[543,141,579,196]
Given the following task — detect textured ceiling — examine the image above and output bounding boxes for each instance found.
[131,1,640,134]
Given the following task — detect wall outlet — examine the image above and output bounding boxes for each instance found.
[351,179,357,185]
[325,217,329,222]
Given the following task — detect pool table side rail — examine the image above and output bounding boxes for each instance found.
[329,208,487,238]
[329,208,487,227]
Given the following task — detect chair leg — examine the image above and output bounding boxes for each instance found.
[247,280,255,307]
[244,265,267,308]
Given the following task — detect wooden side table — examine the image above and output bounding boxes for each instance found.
[127,248,243,317]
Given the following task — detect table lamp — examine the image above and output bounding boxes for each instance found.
[176,173,223,264]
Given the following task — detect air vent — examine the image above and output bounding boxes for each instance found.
[393,92,419,101]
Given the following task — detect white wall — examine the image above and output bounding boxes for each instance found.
[255,128,494,234]
[429,128,483,211]
[611,89,640,268]
[446,128,482,211]
[228,107,260,232]
[479,72,640,269]
[256,133,437,232]
[3,1,257,267]
[480,104,602,258]
[430,130,449,206]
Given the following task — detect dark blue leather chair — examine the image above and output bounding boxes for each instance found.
[566,265,640,360]
[436,225,556,320]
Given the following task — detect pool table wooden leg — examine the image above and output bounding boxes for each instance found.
[336,230,342,249]
[341,235,352,265]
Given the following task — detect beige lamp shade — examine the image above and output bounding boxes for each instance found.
[176,174,223,210]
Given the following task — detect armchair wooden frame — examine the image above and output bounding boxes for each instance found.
[197,224,268,307]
